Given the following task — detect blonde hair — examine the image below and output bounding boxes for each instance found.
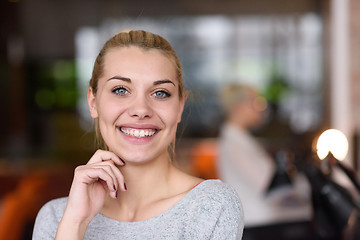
[220,84,256,115]
[89,30,184,152]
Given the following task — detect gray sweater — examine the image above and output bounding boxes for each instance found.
[32,180,244,239]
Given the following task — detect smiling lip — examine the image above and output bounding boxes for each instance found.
[118,125,159,138]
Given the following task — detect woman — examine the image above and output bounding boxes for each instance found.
[218,84,275,226]
[33,30,244,239]
[218,84,310,228]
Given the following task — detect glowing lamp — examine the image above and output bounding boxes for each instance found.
[316,129,360,192]
[306,129,360,239]
[316,129,349,161]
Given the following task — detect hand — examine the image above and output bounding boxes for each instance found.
[56,150,126,239]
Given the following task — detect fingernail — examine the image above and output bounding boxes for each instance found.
[124,183,127,191]
[120,158,125,165]
[113,184,116,191]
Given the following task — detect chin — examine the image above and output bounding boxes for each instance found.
[115,149,161,164]
[108,139,172,164]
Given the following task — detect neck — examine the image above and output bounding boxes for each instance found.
[101,151,202,222]
[121,157,174,200]
[102,153,181,214]
[227,117,248,130]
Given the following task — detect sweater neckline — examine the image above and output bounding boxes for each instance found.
[97,179,221,225]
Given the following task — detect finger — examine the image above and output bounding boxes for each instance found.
[78,167,118,197]
[92,160,126,192]
[98,178,117,199]
[93,168,118,199]
[98,178,108,191]
[88,150,125,166]
[92,163,119,192]
[111,163,126,192]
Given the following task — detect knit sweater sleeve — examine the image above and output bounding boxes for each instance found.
[210,187,244,239]
[181,180,244,239]
[32,197,67,240]
[208,183,244,239]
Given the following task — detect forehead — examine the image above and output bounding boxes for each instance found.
[102,46,177,80]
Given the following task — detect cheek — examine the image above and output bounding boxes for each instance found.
[164,107,181,129]
[162,104,182,124]
[97,99,125,123]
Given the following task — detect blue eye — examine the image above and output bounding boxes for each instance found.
[112,87,128,96]
[153,90,171,99]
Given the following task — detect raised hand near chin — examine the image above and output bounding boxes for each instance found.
[55,150,126,239]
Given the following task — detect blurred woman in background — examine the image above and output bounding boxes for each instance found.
[218,84,274,226]
[218,84,310,228]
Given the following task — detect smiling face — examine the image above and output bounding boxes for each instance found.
[87,46,184,164]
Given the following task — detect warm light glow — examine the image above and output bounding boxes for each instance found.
[316,129,349,161]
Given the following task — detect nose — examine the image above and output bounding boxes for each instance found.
[128,95,153,119]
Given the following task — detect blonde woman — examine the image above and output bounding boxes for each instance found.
[33,30,244,240]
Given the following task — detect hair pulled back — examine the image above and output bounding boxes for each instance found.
[90,30,184,98]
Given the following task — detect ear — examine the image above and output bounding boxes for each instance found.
[87,87,99,119]
[177,97,185,123]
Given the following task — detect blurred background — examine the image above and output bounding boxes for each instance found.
[1,0,360,239]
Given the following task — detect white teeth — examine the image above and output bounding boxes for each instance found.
[121,128,156,138]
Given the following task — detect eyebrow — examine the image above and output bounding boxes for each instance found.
[154,79,176,86]
[107,76,175,86]
[107,76,131,82]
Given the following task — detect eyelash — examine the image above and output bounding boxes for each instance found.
[111,86,171,99]
[153,90,171,99]
[112,86,129,96]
